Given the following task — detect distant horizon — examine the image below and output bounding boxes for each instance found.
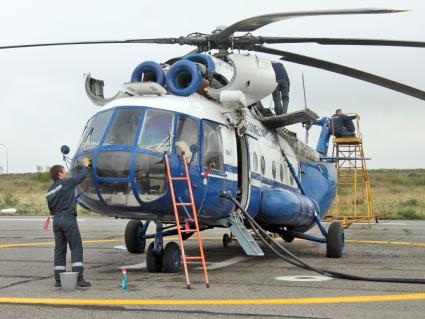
[0,0,424,172]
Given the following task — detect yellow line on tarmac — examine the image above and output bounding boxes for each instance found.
[346,239,425,247]
[0,239,123,249]
[1,293,425,306]
[1,237,425,249]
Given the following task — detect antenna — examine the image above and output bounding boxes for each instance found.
[302,73,308,109]
[302,74,310,144]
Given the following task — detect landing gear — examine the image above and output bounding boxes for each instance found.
[125,220,147,254]
[326,222,345,258]
[146,242,163,272]
[222,233,232,247]
[163,242,181,273]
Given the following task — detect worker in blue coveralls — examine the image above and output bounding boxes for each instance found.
[271,62,290,115]
[47,158,91,288]
[330,108,356,137]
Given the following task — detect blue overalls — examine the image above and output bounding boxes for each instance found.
[46,167,88,282]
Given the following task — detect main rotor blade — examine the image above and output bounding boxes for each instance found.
[254,46,425,101]
[258,37,425,48]
[216,8,407,38]
[0,38,181,50]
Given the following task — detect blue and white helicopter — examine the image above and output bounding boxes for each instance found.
[5,9,425,274]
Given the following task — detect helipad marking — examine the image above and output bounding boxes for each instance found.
[119,257,247,271]
[1,293,425,305]
[275,275,333,282]
[196,257,247,270]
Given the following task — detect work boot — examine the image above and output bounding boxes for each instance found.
[76,279,91,288]
[55,280,61,288]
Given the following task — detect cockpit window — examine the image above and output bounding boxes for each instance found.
[176,117,198,162]
[78,110,113,152]
[104,109,142,146]
[139,109,174,153]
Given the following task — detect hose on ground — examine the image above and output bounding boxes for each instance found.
[221,192,425,284]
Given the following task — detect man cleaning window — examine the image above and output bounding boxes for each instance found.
[47,158,91,288]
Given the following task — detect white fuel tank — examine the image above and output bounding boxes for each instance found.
[206,53,277,106]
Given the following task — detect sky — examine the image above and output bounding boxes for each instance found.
[0,0,424,173]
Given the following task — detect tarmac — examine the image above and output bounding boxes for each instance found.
[0,216,424,319]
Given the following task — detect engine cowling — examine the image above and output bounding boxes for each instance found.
[165,60,203,96]
[131,61,166,86]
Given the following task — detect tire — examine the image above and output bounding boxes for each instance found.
[280,233,295,243]
[326,222,345,258]
[162,242,181,273]
[146,242,163,272]
[125,220,146,254]
[223,234,231,247]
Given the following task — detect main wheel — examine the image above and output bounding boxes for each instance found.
[125,220,146,254]
[222,234,231,247]
[146,242,163,272]
[326,222,345,258]
[162,242,181,273]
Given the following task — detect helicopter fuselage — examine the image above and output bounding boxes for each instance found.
[72,94,336,233]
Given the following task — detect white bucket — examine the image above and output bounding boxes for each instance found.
[59,272,78,291]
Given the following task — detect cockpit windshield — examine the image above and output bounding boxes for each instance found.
[78,110,113,152]
[104,109,142,146]
[138,109,174,153]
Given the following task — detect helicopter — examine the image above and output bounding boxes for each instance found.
[3,9,425,274]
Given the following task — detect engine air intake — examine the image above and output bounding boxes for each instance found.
[166,60,202,96]
[131,61,166,86]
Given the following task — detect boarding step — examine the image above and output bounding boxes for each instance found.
[228,212,264,256]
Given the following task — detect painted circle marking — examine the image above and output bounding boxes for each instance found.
[274,275,333,282]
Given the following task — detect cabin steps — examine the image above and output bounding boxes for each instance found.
[228,212,264,256]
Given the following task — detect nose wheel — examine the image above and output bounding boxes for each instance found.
[146,241,182,273]
[146,242,163,272]
[125,220,147,254]
[163,242,181,273]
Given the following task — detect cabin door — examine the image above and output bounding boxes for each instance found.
[243,136,261,217]
[197,120,234,219]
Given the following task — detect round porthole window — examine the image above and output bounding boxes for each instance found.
[261,156,265,175]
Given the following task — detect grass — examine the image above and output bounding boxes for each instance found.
[1,169,425,219]
[0,172,94,216]
[367,169,425,220]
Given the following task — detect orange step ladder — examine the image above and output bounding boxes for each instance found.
[164,152,209,289]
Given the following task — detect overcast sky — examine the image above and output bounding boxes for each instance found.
[0,0,424,173]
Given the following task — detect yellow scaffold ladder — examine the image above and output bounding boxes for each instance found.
[326,113,375,228]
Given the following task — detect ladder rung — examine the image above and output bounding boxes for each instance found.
[172,177,188,181]
[181,229,197,233]
[176,203,192,206]
[185,256,203,260]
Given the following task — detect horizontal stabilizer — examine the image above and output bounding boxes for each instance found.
[260,108,319,128]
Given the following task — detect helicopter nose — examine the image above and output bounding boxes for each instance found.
[73,150,167,208]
